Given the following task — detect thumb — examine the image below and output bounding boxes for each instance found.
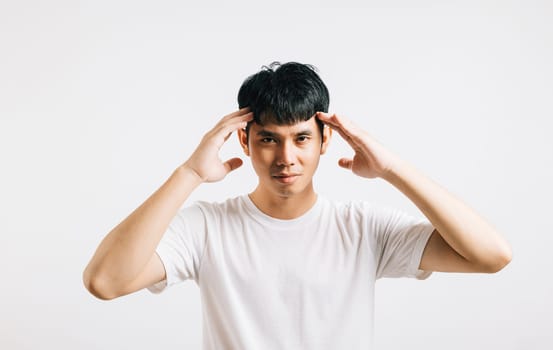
[223,157,244,174]
[338,158,353,170]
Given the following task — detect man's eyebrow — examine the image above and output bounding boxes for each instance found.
[256,129,313,137]
[256,130,278,137]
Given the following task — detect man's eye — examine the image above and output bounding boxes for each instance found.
[261,137,276,143]
[297,136,310,142]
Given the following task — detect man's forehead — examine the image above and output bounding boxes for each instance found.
[250,117,319,134]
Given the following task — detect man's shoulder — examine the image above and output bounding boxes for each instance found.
[189,194,246,215]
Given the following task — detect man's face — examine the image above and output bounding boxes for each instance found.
[238,116,331,199]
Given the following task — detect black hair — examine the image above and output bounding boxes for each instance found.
[237,61,330,139]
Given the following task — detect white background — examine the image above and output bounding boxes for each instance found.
[1,1,552,349]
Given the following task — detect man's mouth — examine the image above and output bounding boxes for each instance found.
[272,173,301,184]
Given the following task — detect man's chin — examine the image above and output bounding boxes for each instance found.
[274,188,296,198]
[270,184,300,198]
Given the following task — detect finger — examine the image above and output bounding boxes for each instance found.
[316,112,352,138]
[229,106,251,117]
[223,157,243,173]
[338,158,353,170]
[208,112,252,139]
[316,112,362,147]
[219,118,251,142]
[217,111,253,130]
[221,107,252,123]
[239,111,254,121]
[315,111,343,127]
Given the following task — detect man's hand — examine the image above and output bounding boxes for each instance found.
[315,112,401,179]
[83,107,254,300]
[317,112,512,273]
[183,107,253,183]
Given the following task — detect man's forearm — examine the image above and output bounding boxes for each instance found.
[83,165,203,293]
[382,158,512,270]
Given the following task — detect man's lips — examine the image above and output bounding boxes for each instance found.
[272,173,301,183]
[273,173,301,177]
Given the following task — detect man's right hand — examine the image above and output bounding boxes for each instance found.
[83,107,253,300]
[183,107,253,183]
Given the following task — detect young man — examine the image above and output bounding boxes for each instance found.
[83,62,512,349]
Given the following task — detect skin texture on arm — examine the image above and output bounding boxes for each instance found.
[82,108,253,300]
[315,111,512,274]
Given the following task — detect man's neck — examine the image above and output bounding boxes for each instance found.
[248,186,318,220]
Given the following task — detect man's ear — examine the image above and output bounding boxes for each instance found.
[320,125,332,155]
[237,128,250,156]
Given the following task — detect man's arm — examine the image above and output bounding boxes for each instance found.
[82,108,253,300]
[383,159,512,273]
[316,112,512,274]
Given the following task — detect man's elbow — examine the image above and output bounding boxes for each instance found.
[82,269,119,301]
[484,245,513,273]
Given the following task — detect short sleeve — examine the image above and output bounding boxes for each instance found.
[367,204,435,280]
[147,204,207,294]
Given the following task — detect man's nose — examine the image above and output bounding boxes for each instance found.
[276,141,296,167]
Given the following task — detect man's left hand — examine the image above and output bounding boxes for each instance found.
[316,112,401,179]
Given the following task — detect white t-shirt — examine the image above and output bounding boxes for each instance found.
[148,194,434,349]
